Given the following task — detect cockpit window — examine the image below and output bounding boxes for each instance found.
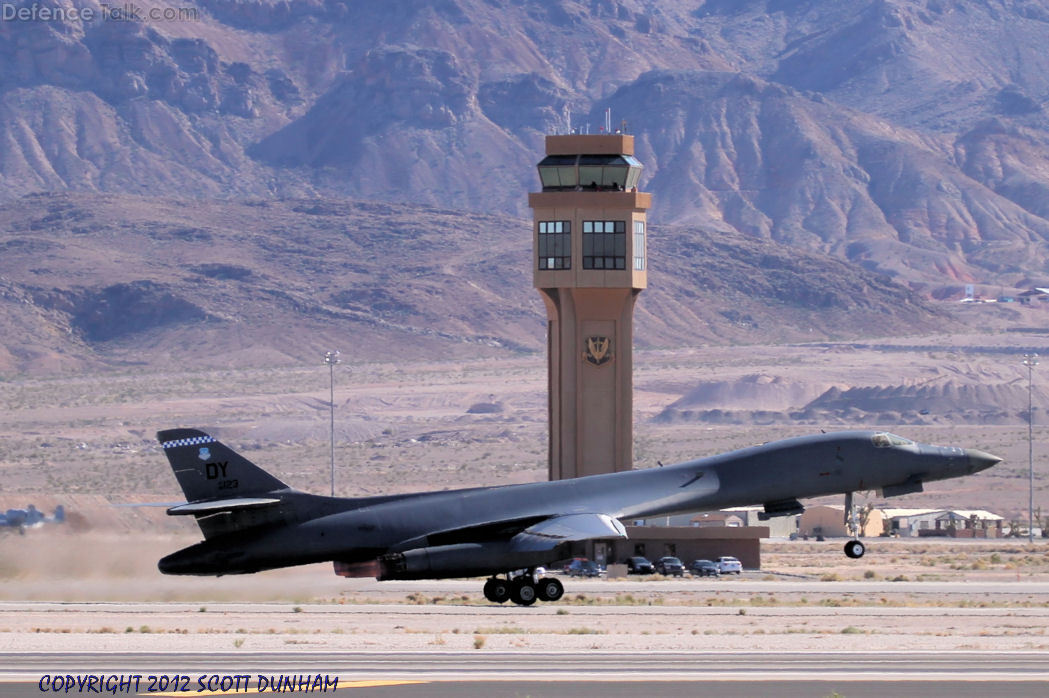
[871,432,915,448]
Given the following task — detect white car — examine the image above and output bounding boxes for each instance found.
[716,556,742,574]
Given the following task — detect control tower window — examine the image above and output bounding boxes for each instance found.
[538,154,642,192]
[537,155,579,190]
[582,220,625,270]
[633,221,646,271]
[538,220,571,270]
[579,155,628,190]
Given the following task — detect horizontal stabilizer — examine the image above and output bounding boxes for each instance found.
[166,498,281,516]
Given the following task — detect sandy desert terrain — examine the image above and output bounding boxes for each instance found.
[0,335,1047,655]
[1,333,1046,517]
[0,531,1047,654]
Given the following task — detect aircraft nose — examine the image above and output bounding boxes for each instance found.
[965,449,1002,472]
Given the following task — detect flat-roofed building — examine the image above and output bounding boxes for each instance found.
[882,508,1004,537]
[799,504,884,538]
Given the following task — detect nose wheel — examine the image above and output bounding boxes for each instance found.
[844,539,866,559]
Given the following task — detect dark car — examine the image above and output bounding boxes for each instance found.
[689,559,720,577]
[625,556,655,574]
[564,558,602,577]
[655,556,685,577]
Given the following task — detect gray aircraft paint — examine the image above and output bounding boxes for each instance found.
[156,428,1000,591]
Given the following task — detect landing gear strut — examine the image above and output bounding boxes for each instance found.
[483,570,564,605]
[843,491,866,559]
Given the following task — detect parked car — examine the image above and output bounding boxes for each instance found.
[625,556,655,574]
[689,559,720,577]
[564,558,602,577]
[716,556,743,574]
[655,556,685,577]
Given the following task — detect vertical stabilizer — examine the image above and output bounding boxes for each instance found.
[157,428,288,502]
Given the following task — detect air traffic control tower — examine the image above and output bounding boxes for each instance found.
[529,134,650,480]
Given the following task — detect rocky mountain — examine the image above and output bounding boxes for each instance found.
[2,0,1049,289]
[0,193,944,373]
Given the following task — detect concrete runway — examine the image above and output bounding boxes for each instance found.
[4,589,1049,696]
[298,577,1049,596]
[5,650,1049,696]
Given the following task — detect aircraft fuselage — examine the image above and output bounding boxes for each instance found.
[158,430,999,578]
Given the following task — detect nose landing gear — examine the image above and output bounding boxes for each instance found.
[843,491,866,559]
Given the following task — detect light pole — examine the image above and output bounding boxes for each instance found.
[1023,353,1038,544]
[325,350,340,497]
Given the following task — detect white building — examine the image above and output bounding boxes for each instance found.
[881,508,1004,538]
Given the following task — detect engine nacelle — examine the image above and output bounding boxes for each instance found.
[375,542,563,581]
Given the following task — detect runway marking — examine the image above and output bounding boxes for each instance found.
[141,680,425,695]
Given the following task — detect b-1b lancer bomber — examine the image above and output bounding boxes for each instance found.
[156,429,999,605]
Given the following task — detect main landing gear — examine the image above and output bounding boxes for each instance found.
[843,491,866,559]
[483,570,565,606]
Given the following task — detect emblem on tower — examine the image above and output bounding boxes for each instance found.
[583,336,613,366]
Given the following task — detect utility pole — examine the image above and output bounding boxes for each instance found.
[1023,353,1038,544]
[325,350,340,497]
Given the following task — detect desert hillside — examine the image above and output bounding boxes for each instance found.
[0,0,1047,283]
[0,193,950,373]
